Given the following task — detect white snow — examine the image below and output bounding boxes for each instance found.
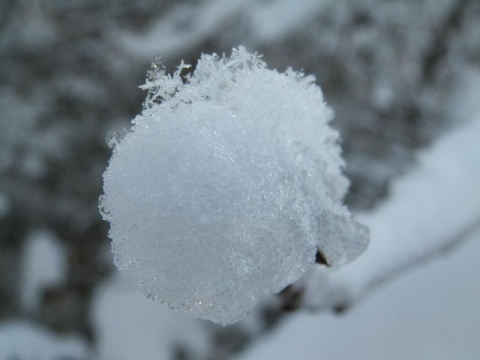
[0,320,90,360]
[237,108,480,360]
[100,48,368,325]
[304,114,480,309]
[91,275,211,360]
[237,228,480,360]
[448,67,480,125]
[21,229,67,312]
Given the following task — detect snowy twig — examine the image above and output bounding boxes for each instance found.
[299,117,480,312]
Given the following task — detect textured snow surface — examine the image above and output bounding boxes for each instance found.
[100,47,368,325]
[237,229,480,360]
[237,113,480,360]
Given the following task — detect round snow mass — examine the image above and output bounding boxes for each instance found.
[100,47,368,325]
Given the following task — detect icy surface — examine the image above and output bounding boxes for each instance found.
[100,47,368,325]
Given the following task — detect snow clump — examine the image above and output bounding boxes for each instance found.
[100,47,368,325]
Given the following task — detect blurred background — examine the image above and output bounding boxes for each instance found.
[0,0,479,359]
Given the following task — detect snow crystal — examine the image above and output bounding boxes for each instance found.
[100,47,368,325]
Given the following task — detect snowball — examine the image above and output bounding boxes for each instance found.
[100,47,368,325]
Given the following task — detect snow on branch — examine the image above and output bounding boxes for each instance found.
[299,116,480,312]
[99,47,368,325]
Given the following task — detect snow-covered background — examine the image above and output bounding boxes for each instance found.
[0,0,479,359]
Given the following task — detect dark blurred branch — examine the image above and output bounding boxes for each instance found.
[422,0,470,83]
